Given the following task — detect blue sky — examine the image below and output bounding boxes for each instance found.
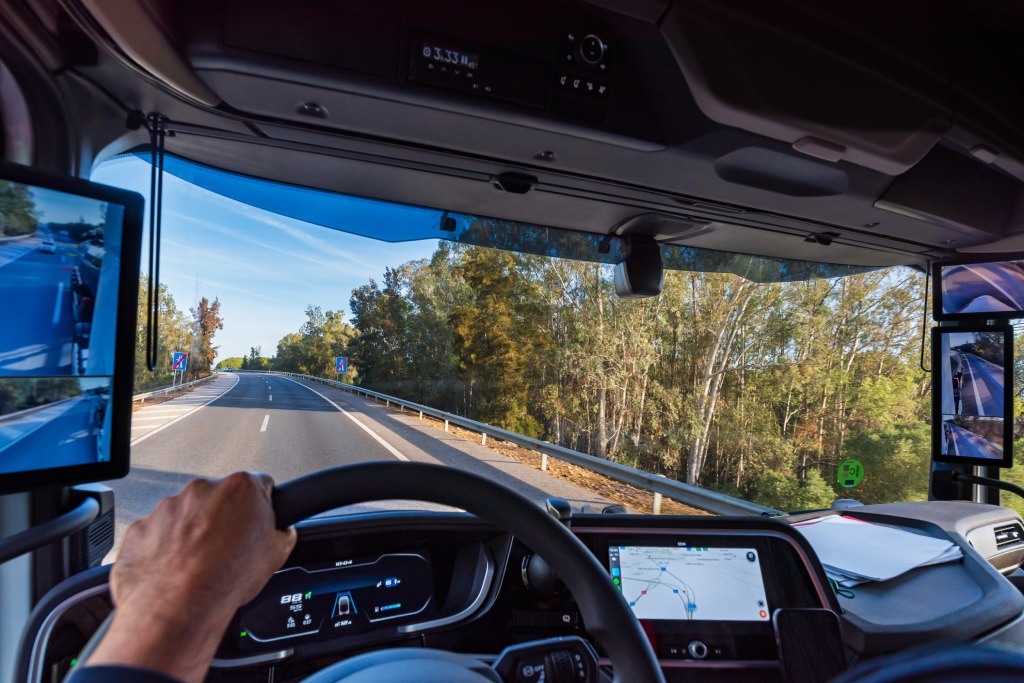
[30,186,107,225]
[92,156,438,363]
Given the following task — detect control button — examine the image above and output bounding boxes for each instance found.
[688,640,709,660]
[516,659,544,682]
[579,34,605,65]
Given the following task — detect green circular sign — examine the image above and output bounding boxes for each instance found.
[838,459,864,488]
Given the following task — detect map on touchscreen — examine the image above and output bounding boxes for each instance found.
[609,546,770,621]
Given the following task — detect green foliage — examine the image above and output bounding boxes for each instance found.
[0,180,38,236]
[1001,444,1024,519]
[0,378,81,416]
[751,469,836,512]
[134,275,194,393]
[450,247,548,436]
[841,422,930,504]
[272,307,357,380]
[217,357,245,370]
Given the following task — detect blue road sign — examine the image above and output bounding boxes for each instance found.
[336,356,348,373]
[172,352,188,371]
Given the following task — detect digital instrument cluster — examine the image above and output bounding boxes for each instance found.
[237,552,434,652]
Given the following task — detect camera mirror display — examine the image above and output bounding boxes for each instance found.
[932,327,1013,467]
[0,166,141,492]
[934,259,1024,321]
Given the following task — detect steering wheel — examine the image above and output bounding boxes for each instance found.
[271,462,665,683]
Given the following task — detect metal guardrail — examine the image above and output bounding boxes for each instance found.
[247,370,782,517]
[133,374,216,402]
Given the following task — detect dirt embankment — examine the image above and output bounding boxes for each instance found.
[383,402,709,516]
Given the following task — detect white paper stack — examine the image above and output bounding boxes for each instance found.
[792,515,963,587]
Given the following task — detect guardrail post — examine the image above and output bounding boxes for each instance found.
[444,419,449,433]
[481,433,487,446]
[541,453,548,471]
[386,399,390,408]
[418,410,423,421]
[652,474,668,515]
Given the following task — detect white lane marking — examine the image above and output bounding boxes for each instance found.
[261,415,270,432]
[966,355,985,417]
[269,395,273,402]
[52,281,65,324]
[278,376,408,461]
[964,265,1024,309]
[130,374,240,446]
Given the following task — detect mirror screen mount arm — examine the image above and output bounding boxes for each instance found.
[127,110,169,371]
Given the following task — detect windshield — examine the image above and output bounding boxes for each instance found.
[89,154,988,554]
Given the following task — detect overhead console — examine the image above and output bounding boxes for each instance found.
[182,0,669,146]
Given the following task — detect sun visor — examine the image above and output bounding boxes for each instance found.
[126,151,882,283]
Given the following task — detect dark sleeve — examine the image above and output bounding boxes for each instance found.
[65,665,184,683]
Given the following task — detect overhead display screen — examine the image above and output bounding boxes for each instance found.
[609,545,770,622]
[0,163,141,492]
[934,259,1024,321]
[932,327,1013,467]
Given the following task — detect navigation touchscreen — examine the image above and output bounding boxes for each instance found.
[609,545,770,622]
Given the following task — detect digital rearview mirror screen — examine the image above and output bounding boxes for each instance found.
[935,259,1024,320]
[931,327,1013,467]
[0,169,140,491]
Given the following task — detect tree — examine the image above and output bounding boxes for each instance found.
[348,269,411,386]
[188,297,224,378]
[272,308,356,378]
[134,275,193,393]
[0,180,38,236]
[246,346,271,371]
[217,357,244,370]
[450,246,547,436]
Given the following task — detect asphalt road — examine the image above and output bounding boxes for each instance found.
[944,422,1002,460]
[108,373,613,557]
[941,262,1024,315]
[955,352,1004,417]
[0,234,76,375]
[0,395,102,473]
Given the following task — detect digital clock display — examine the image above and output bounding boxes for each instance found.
[421,42,479,70]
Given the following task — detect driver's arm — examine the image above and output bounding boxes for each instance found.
[73,472,297,683]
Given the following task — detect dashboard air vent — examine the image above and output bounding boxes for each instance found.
[994,523,1024,550]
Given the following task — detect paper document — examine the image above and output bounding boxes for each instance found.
[793,515,963,587]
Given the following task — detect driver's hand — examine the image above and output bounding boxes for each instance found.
[85,472,297,683]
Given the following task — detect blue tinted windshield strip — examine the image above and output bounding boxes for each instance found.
[125,151,882,282]
[661,246,881,283]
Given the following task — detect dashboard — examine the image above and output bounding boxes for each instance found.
[17,503,1024,683]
